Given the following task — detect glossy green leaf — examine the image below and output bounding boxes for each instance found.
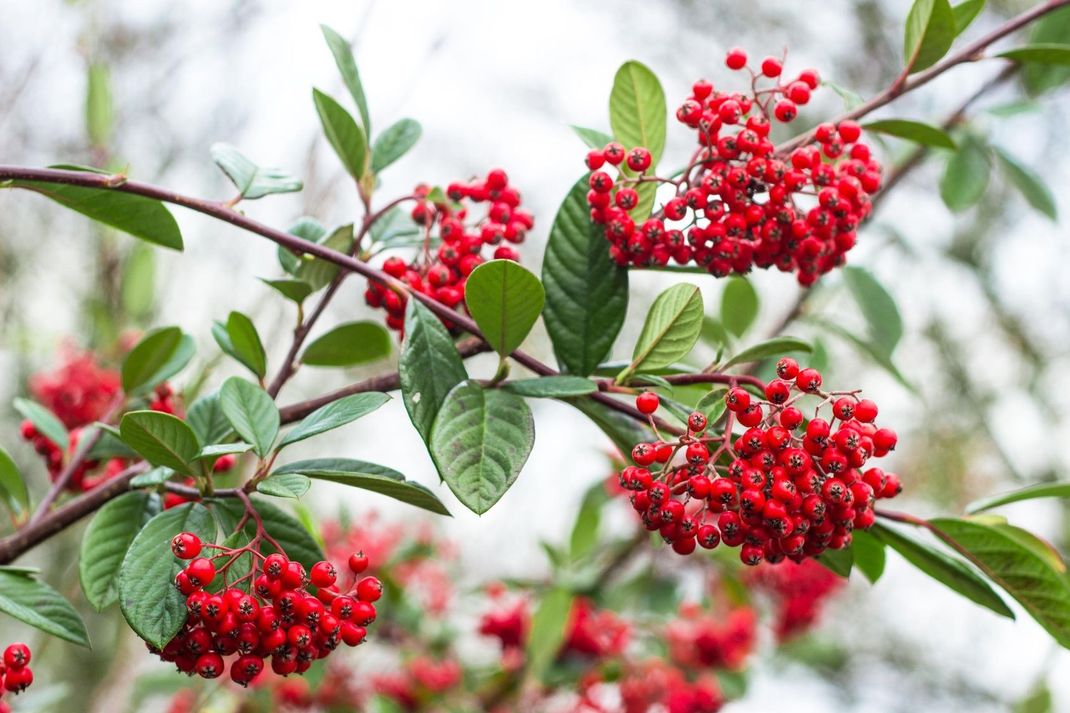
[186,392,233,445]
[219,378,278,458]
[274,458,450,516]
[843,266,903,356]
[816,319,915,392]
[863,118,956,149]
[932,518,1070,645]
[571,125,614,149]
[260,278,314,304]
[279,392,390,448]
[129,467,175,488]
[570,485,608,561]
[1023,8,1070,94]
[999,44,1070,65]
[119,411,200,473]
[79,492,158,611]
[0,569,90,647]
[721,336,812,369]
[320,24,371,134]
[543,176,628,376]
[816,547,853,577]
[256,473,311,499]
[994,148,1057,220]
[279,216,326,276]
[399,299,468,445]
[871,522,1014,618]
[502,376,598,398]
[852,529,887,583]
[224,311,267,378]
[209,142,302,200]
[609,61,667,163]
[194,443,252,461]
[720,276,759,338]
[967,482,1070,514]
[526,588,574,681]
[465,260,545,358]
[121,242,156,320]
[429,381,534,515]
[85,62,113,146]
[312,88,368,180]
[0,446,29,515]
[297,223,354,292]
[300,321,391,367]
[904,0,956,73]
[695,387,729,424]
[940,136,991,211]
[118,503,215,648]
[952,0,985,34]
[623,284,703,379]
[371,118,421,173]
[11,168,182,250]
[122,327,181,394]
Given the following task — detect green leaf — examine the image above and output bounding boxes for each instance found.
[464,260,545,358]
[843,266,903,356]
[526,587,574,681]
[79,492,158,611]
[312,88,368,180]
[932,518,1070,646]
[371,118,421,173]
[11,169,183,250]
[256,473,311,499]
[994,148,1057,220]
[871,523,1014,618]
[0,569,90,647]
[301,321,392,367]
[999,44,1070,65]
[279,392,390,448]
[571,125,614,149]
[695,387,729,424]
[399,299,468,444]
[721,336,812,369]
[369,207,421,249]
[209,143,302,200]
[260,278,314,304]
[609,61,667,163]
[274,458,450,516]
[429,381,534,515]
[121,327,194,396]
[543,176,629,376]
[320,24,371,135]
[219,377,279,458]
[297,223,354,292]
[501,376,598,398]
[816,547,853,577]
[0,447,29,515]
[863,119,956,149]
[967,483,1070,514]
[13,399,68,450]
[279,216,326,275]
[952,0,985,35]
[119,411,200,473]
[816,320,915,392]
[129,467,175,488]
[118,503,215,648]
[852,530,887,583]
[121,242,156,320]
[85,62,113,146]
[1016,685,1053,713]
[624,283,703,379]
[186,392,233,445]
[940,135,991,211]
[570,486,608,561]
[225,311,267,378]
[904,0,956,73]
[194,443,252,461]
[1023,8,1070,94]
[245,498,326,571]
[720,276,759,338]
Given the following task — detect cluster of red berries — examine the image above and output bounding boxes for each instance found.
[365,170,533,332]
[620,358,901,566]
[372,657,464,710]
[0,643,33,711]
[585,48,882,285]
[746,559,844,641]
[619,659,724,713]
[152,532,382,686]
[29,349,119,428]
[665,606,756,672]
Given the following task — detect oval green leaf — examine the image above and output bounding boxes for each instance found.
[843,266,903,356]
[279,392,390,448]
[0,446,29,515]
[225,311,267,378]
[119,411,201,473]
[940,136,991,211]
[722,336,812,369]
[720,276,759,338]
[274,458,450,516]
[371,118,422,173]
[312,88,368,180]
[300,321,392,367]
[209,143,302,200]
[623,283,704,380]
[0,569,90,647]
[399,299,468,445]
[79,491,159,611]
[863,118,956,149]
[502,376,598,398]
[904,0,956,73]
[609,60,667,163]
[219,377,279,458]
[465,260,545,358]
[13,398,68,451]
[256,473,311,499]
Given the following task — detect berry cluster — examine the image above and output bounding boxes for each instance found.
[152,532,382,686]
[665,605,756,671]
[585,49,882,285]
[746,559,843,640]
[0,643,33,711]
[372,657,463,710]
[619,659,724,713]
[365,170,533,332]
[620,358,901,566]
[29,349,119,429]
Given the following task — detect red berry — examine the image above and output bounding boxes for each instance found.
[186,558,216,589]
[356,576,383,603]
[348,551,369,574]
[626,147,652,173]
[725,387,751,413]
[761,56,783,77]
[310,561,337,589]
[725,48,748,70]
[171,532,202,560]
[838,120,862,143]
[635,392,660,415]
[585,150,606,170]
[3,644,29,669]
[4,666,32,692]
[195,652,224,679]
[795,368,822,392]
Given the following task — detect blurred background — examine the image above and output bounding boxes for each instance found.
[1,0,1069,711]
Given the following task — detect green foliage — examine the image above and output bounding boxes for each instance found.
[0,568,90,647]
[274,458,450,516]
[219,377,279,458]
[371,119,422,173]
[720,276,759,337]
[904,0,956,73]
[863,119,956,148]
[619,283,704,382]
[940,135,991,211]
[210,143,302,199]
[279,392,390,448]
[0,446,29,515]
[501,376,598,398]
[119,411,200,474]
[609,61,667,163]
[300,322,392,367]
[79,492,159,611]
[464,260,545,358]
[399,299,468,445]
[312,89,368,180]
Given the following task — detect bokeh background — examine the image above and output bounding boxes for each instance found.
[1,0,1069,711]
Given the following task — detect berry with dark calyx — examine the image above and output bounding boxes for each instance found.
[348,551,369,574]
[3,644,29,669]
[170,532,202,560]
[309,561,337,588]
[356,576,384,603]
